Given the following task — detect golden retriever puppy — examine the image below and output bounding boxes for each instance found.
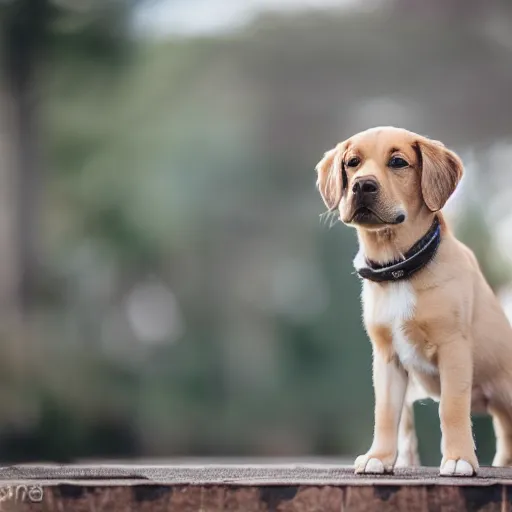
[315,126,512,476]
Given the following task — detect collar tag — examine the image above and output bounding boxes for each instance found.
[355,217,441,283]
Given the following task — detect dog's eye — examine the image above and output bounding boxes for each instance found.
[346,156,360,168]
[388,156,409,169]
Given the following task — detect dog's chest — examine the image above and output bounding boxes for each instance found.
[362,280,437,374]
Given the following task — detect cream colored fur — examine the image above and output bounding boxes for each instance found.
[316,126,512,477]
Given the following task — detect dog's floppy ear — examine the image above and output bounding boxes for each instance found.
[415,137,464,212]
[315,143,346,211]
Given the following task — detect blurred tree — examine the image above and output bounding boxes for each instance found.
[0,0,137,328]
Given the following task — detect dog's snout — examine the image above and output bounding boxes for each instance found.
[352,178,379,197]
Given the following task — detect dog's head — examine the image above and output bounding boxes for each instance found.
[315,127,463,231]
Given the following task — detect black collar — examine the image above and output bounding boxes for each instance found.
[356,217,441,283]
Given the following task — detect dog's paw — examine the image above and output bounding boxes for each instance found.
[439,459,476,476]
[492,453,512,467]
[395,443,420,468]
[395,452,420,468]
[354,454,394,474]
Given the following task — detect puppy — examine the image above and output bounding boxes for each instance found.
[315,126,512,477]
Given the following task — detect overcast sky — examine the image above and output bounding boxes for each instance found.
[134,0,371,37]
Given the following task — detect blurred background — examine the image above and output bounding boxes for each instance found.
[0,0,510,466]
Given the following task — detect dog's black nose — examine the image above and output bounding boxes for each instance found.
[352,178,379,197]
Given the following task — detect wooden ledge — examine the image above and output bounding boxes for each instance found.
[1,463,512,510]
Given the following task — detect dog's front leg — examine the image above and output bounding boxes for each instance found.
[354,341,407,474]
[438,339,478,476]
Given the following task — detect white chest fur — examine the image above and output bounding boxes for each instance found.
[362,279,437,374]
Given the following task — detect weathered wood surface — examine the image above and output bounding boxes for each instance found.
[0,463,512,510]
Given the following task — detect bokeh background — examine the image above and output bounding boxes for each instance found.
[0,0,511,466]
